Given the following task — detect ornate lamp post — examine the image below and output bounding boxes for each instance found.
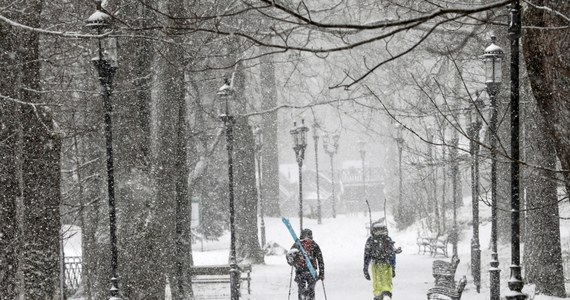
[254,126,266,247]
[395,125,404,221]
[217,79,240,300]
[483,34,504,300]
[86,2,120,299]
[312,122,322,224]
[358,139,366,216]
[506,2,526,299]
[323,133,340,218]
[290,120,309,231]
[466,93,484,293]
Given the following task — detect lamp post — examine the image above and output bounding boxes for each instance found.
[483,34,504,300]
[86,2,120,299]
[290,120,309,231]
[254,126,266,247]
[312,122,322,224]
[217,79,240,300]
[323,133,340,218]
[450,135,459,259]
[506,2,526,299]
[358,139,366,216]
[466,94,484,293]
[395,125,404,222]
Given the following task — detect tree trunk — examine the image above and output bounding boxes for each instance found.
[233,67,264,264]
[0,17,21,300]
[260,54,281,217]
[521,1,568,296]
[16,1,63,299]
[522,102,566,297]
[523,0,570,193]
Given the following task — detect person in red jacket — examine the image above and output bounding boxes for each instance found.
[286,228,325,300]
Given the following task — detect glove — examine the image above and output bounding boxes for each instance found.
[363,268,370,280]
[392,269,396,278]
[318,273,325,281]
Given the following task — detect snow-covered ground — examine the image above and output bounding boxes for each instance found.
[66,195,570,299]
[190,197,570,299]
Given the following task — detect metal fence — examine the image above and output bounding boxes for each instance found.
[64,256,82,296]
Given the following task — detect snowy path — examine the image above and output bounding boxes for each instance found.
[194,213,441,300]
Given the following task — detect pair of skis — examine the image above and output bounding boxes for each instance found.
[282,218,317,279]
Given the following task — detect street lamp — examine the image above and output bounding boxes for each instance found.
[358,139,366,216]
[483,34,503,300]
[290,120,309,231]
[466,93,484,293]
[86,2,120,299]
[395,125,404,223]
[323,132,340,218]
[217,79,240,300]
[312,122,322,224]
[506,2,526,299]
[254,126,266,247]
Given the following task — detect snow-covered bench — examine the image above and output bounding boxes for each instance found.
[430,234,449,257]
[427,256,466,300]
[189,264,252,294]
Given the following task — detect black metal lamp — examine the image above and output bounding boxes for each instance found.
[290,120,309,231]
[217,79,240,300]
[86,2,120,299]
[322,132,340,218]
[253,126,266,247]
[358,139,367,215]
[483,34,503,300]
[312,122,322,224]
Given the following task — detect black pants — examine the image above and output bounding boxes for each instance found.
[295,270,317,300]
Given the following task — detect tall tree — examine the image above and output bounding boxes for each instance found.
[18,0,63,298]
[522,99,566,297]
[0,11,21,300]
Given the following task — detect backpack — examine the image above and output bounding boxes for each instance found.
[370,235,394,263]
[289,239,314,268]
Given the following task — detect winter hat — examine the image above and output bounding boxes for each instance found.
[371,222,388,236]
[300,228,313,239]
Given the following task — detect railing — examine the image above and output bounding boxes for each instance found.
[64,256,82,296]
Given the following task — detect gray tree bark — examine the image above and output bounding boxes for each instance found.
[260,54,281,217]
[0,13,21,300]
[18,1,63,298]
[522,100,566,297]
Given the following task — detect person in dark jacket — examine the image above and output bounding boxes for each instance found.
[286,228,325,300]
[363,222,399,300]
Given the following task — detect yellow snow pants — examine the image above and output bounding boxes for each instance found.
[371,263,393,297]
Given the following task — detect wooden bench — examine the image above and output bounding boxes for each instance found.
[427,256,466,300]
[189,264,252,294]
[416,232,435,255]
[430,234,449,257]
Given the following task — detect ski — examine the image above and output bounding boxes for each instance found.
[282,217,318,279]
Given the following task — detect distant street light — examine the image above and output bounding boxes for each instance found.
[312,122,322,224]
[466,93,484,293]
[483,34,504,300]
[254,126,266,247]
[217,79,240,300]
[395,125,404,222]
[358,139,366,216]
[323,133,340,218]
[86,2,121,299]
[290,120,309,231]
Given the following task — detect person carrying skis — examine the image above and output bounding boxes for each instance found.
[286,228,325,300]
[363,222,399,300]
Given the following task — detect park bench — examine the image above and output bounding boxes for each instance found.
[430,234,449,257]
[189,264,252,295]
[427,256,466,300]
[416,232,435,255]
